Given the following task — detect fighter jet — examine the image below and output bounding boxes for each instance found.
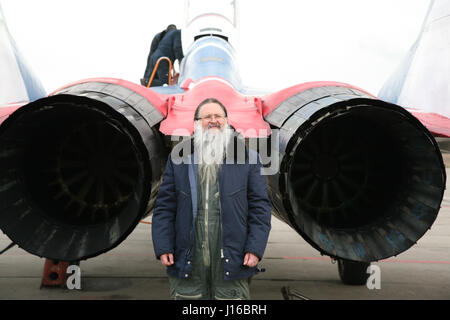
[0,0,446,286]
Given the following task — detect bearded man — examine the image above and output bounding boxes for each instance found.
[152,98,272,300]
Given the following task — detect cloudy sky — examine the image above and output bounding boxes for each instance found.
[1,0,430,95]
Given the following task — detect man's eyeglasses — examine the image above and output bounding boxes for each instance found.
[195,114,227,121]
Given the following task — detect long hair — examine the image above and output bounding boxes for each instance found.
[194,98,228,120]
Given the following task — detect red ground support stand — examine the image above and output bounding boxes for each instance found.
[40,259,77,288]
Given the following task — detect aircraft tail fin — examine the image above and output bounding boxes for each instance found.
[378,0,450,119]
[0,3,46,106]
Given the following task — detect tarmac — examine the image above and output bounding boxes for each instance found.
[1,170,450,301]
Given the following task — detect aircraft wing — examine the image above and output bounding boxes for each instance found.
[0,102,23,123]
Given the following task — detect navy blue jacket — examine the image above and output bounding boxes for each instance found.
[144,29,184,85]
[152,29,183,66]
[152,138,272,280]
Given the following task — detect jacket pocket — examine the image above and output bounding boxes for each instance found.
[227,187,248,227]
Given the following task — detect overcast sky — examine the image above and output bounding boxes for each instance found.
[1,0,430,96]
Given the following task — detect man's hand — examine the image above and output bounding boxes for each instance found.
[160,253,174,266]
[243,252,259,268]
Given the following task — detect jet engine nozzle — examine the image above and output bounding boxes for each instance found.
[0,82,167,261]
[266,85,446,262]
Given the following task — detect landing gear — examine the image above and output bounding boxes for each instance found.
[41,259,80,288]
[337,259,370,285]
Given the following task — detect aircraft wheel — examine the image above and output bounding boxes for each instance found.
[337,259,370,285]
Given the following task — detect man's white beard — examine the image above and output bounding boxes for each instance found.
[193,122,232,166]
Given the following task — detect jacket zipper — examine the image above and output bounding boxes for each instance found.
[204,172,210,267]
[218,176,224,260]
